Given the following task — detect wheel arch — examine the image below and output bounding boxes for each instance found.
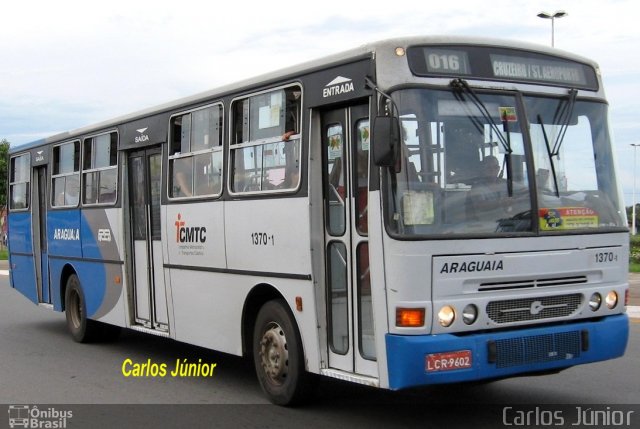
[242,283,290,358]
[59,263,78,311]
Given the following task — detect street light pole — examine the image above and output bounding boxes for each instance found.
[632,144,640,235]
[537,10,568,47]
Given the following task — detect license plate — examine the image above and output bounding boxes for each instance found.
[426,350,472,372]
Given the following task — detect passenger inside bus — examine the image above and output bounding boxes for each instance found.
[173,159,193,197]
[278,130,300,189]
[465,155,508,219]
[194,155,219,196]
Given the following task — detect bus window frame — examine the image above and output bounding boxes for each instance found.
[51,140,81,209]
[227,83,303,197]
[167,102,225,201]
[81,130,119,207]
[9,152,31,212]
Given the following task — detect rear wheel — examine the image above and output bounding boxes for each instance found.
[253,299,313,406]
[64,274,105,343]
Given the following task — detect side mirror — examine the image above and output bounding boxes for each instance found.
[372,116,400,167]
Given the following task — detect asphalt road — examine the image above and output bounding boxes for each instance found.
[0,272,638,428]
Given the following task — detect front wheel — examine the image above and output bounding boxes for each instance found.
[253,299,313,406]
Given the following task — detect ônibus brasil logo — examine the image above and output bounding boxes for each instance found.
[7,405,73,428]
[174,214,207,243]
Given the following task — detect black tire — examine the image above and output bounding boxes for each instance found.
[253,299,314,406]
[64,274,101,343]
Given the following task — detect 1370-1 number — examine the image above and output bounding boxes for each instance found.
[595,252,618,263]
[251,232,275,246]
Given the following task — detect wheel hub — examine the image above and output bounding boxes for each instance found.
[259,323,289,384]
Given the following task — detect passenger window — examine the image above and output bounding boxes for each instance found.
[169,104,223,199]
[9,153,31,210]
[83,132,118,205]
[230,86,302,193]
[52,141,80,207]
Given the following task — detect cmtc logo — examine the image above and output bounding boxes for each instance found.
[323,76,355,98]
[174,214,206,243]
[135,127,150,144]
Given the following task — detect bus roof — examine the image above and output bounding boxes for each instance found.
[10,35,599,153]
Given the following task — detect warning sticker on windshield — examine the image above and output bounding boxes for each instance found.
[499,106,517,122]
[539,207,598,230]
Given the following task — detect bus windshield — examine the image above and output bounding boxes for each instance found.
[385,87,625,236]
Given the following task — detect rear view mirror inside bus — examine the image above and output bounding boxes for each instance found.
[372,115,400,167]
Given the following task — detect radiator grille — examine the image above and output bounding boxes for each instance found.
[493,331,581,368]
[486,294,582,324]
[479,276,587,292]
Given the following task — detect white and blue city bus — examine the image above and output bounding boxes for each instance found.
[7,36,629,405]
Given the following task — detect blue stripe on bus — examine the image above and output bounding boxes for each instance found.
[8,212,37,303]
[9,254,38,304]
[8,212,33,254]
[47,209,82,257]
[48,258,107,316]
[385,314,629,389]
[46,210,109,317]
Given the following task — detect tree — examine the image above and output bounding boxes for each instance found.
[0,139,9,207]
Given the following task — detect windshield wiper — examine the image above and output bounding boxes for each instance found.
[450,79,512,155]
[537,114,561,198]
[450,78,514,196]
[550,88,578,157]
[535,89,578,198]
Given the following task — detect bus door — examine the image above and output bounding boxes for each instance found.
[128,147,169,331]
[321,103,376,377]
[32,166,51,304]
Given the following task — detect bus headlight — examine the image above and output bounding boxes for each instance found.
[589,293,602,311]
[438,305,456,327]
[462,304,478,325]
[605,291,618,309]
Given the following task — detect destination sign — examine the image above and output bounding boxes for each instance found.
[407,45,598,90]
[490,54,587,86]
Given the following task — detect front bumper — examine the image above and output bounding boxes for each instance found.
[385,314,629,390]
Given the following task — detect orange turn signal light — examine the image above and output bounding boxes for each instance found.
[396,308,425,327]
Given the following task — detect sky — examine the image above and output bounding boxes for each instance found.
[1,0,639,205]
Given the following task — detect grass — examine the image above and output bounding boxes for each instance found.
[0,249,6,260]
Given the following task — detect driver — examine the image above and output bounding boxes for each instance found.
[466,155,509,220]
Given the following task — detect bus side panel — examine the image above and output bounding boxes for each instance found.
[224,198,311,275]
[169,270,246,355]
[8,212,37,304]
[47,209,82,258]
[79,208,126,325]
[169,270,319,370]
[48,257,124,322]
[165,202,226,268]
[81,209,122,262]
